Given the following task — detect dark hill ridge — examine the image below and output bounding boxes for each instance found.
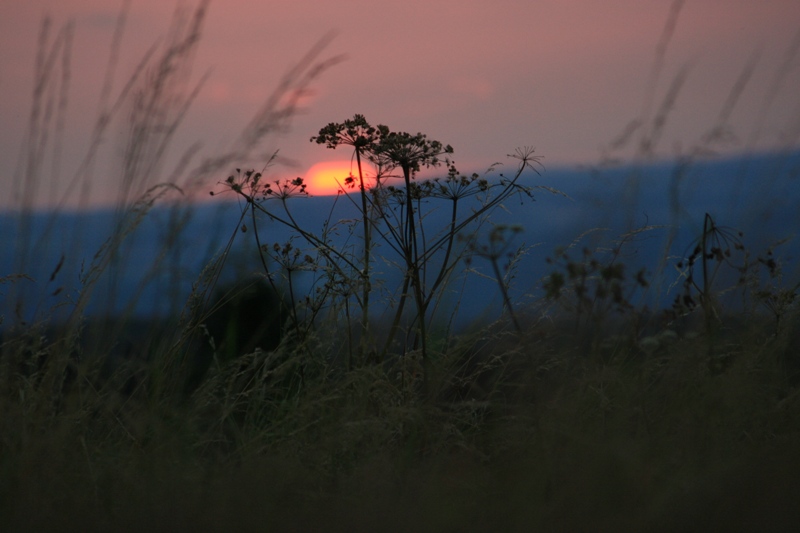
[2,150,798,329]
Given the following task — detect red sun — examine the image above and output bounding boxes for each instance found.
[304,160,377,196]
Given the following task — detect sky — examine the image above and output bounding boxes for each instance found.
[1,0,799,208]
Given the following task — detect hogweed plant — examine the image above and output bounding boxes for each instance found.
[543,227,653,350]
[669,212,799,340]
[311,116,387,367]
[217,115,550,380]
[462,224,527,333]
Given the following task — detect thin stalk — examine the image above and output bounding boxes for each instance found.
[490,255,521,333]
[419,162,529,265]
[702,213,710,310]
[424,196,461,309]
[241,192,362,288]
[700,212,719,337]
[402,163,428,364]
[380,274,411,360]
[355,148,372,364]
[250,203,299,335]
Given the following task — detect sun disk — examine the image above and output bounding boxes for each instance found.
[305,160,377,196]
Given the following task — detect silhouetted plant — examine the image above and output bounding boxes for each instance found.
[311,115,384,366]
[463,224,527,333]
[660,213,800,374]
[670,213,750,336]
[748,244,800,336]
[219,116,549,380]
[543,230,651,345]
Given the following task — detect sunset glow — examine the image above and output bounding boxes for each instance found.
[1,1,799,208]
[304,160,377,196]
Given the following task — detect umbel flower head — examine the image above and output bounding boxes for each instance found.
[311,114,453,179]
[372,130,453,176]
[310,113,385,151]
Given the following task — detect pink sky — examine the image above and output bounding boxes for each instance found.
[1,0,799,207]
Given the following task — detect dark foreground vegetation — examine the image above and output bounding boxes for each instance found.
[3,2,800,531]
[2,299,800,532]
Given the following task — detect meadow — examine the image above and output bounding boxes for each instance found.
[2,4,800,531]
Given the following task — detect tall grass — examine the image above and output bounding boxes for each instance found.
[2,1,800,531]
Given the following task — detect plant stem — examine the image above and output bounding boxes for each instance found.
[401,163,429,365]
[490,256,521,333]
[355,148,372,365]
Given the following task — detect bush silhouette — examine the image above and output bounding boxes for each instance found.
[187,276,287,392]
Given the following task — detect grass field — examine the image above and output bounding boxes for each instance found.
[2,306,799,531]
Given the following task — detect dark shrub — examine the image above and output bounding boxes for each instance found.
[187,276,288,392]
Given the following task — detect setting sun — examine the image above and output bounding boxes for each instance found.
[304,160,377,196]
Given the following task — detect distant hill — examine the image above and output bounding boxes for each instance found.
[2,150,798,330]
